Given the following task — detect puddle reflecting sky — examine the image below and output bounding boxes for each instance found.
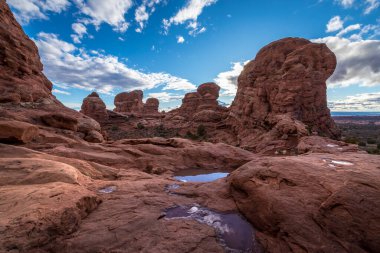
[174,169,231,183]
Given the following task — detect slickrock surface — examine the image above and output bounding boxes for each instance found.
[80,92,109,123]
[228,38,341,152]
[229,153,380,253]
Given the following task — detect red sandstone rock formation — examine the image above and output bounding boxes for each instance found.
[114,90,144,114]
[177,82,222,118]
[143,97,159,114]
[80,92,109,122]
[2,3,380,253]
[228,38,341,151]
[167,82,227,123]
[114,90,161,116]
[0,1,103,143]
[0,0,53,103]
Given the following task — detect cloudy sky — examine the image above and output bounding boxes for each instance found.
[8,0,380,111]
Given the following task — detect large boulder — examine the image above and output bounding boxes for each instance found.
[0,120,39,143]
[228,38,340,151]
[229,153,380,253]
[80,92,109,122]
[0,0,53,103]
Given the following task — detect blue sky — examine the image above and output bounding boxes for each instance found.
[8,0,380,111]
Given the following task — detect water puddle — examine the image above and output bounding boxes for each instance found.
[331,160,354,166]
[98,185,117,193]
[174,169,230,183]
[165,205,263,253]
[323,159,354,168]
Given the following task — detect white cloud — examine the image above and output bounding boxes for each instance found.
[364,0,380,14]
[71,23,88,43]
[326,16,344,32]
[334,0,379,14]
[134,0,162,33]
[313,36,380,88]
[52,89,71,95]
[177,36,185,43]
[214,62,248,96]
[336,24,361,36]
[34,32,196,95]
[73,0,133,33]
[8,0,70,24]
[329,92,380,111]
[335,0,355,8]
[163,0,217,35]
[147,92,184,102]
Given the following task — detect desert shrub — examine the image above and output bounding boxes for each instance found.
[137,123,145,130]
[358,141,367,147]
[368,149,380,155]
[377,143,380,149]
[185,131,197,140]
[367,139,377,144]
[344,136,359,144]
[111,125,119,131]
[197,124,206,137]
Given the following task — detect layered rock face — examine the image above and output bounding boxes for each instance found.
[0,0,53,103]
[0,1,103,143]
[228,38,341,151]
[80,92,109,122]
[114,90,144,114]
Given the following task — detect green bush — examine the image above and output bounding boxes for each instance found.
[358,142,367,147]
[137,123,145,130]
[111,125,119,131]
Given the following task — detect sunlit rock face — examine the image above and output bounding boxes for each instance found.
[0,0,53,103]
[228,37,341,151]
